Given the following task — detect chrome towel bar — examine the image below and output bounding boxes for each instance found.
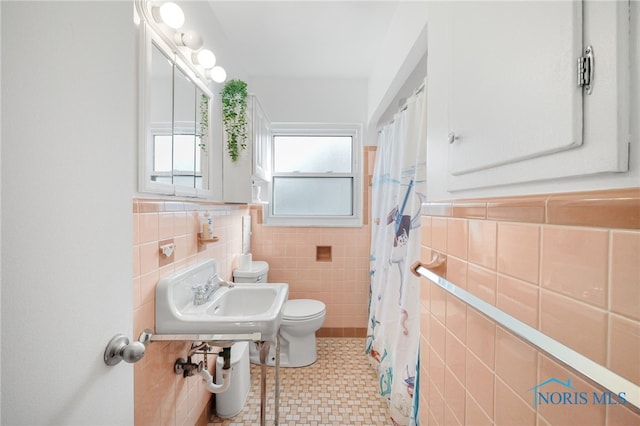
[411,262,640,411]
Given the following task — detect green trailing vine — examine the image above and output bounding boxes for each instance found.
[199,94,209,152]
[221,79,249,162]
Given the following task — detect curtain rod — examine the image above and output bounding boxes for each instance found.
[399,80,426,112]
[378,78,427,134]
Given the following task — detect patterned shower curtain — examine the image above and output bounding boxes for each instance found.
[367,78,427,426]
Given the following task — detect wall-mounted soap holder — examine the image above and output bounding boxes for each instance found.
[159,243,176,258]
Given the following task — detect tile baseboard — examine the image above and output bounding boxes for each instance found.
[317,327,367,338]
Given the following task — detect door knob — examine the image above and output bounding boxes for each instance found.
[104,334,146,366]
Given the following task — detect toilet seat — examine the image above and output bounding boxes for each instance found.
[282,299,326,322]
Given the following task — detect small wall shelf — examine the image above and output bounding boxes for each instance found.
[316,245,332,262]
[197,234,219,243]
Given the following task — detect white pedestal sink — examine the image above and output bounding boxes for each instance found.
[155,259,288,343]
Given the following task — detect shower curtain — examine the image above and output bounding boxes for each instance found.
[367,78,427,426]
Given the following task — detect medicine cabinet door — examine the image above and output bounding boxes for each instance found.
[446,1,629,191]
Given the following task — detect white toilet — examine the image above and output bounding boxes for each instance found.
[233,261,326,367]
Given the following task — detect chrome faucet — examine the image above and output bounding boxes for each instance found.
[193,273,234,305]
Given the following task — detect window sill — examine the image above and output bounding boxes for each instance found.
[262,208,363,228]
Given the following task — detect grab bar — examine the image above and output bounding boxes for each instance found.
[411,261,640,411]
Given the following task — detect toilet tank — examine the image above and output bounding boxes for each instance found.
[233,260,269,283]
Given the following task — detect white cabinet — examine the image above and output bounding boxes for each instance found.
[251,95,272,184]
[443,1,630,192]
[223,94,272,203]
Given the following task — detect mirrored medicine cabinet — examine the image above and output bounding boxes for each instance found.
[138,18,217,198]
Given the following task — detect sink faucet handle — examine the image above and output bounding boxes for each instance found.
[192,285,208,305]
[207,273,225,285]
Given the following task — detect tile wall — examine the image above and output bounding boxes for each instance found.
[417,188,640,425]
[131,147,375,423]
[247,146,377,337]
[132,199,248,426]
[248,206,371,336]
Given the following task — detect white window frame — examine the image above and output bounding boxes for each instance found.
[264,123,363,227]
[149,120,204,181]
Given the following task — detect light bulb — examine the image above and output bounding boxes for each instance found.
[174,30,203,50]
[154,2,184,29]
[193,49,216,69]
[208,66,227,83]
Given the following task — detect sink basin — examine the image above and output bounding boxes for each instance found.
[206,285,283,317]
[155,259,288,342]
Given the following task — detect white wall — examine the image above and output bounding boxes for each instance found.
[366,2,428,131]
[0,2,3,421]
[248,76,370,147]
[248,76,368,124]
[180,0,248,84]
[2,2,135,424]
[211,4,428,148]
[377,51,428,129]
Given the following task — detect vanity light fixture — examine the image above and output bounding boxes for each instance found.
[174,30,203,50]
[206,66,227,83]
[152,1,185,29]
[140,0,227,83]
[192,49,216,69]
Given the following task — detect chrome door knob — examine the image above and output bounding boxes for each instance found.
[122,341,146,363]
[104,334,146,366]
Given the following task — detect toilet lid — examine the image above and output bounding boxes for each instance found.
[283,299,326,321]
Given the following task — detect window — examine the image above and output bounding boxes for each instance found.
[151,133,203,188]
[266,124,362,227]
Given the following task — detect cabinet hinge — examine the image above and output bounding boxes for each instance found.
[578,45,594,95]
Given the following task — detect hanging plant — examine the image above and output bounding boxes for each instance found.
[199,93,209,152]
[221,79,249,162]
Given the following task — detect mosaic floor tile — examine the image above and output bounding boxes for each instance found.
[208,338,390,426]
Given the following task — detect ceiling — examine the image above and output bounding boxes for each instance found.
[206,1,400,79]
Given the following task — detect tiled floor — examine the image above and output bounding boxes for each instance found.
[208,338,391,426]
